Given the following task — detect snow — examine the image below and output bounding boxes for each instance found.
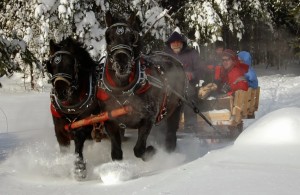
[1,64,300,194]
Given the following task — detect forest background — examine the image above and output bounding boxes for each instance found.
[0,0,299,90]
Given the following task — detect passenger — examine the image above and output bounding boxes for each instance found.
[199,49,249,98]
[211,40,225,67]
[237,51,259,89]
[164,30,204,129]
[204,40,225,83]
[218,49,249,96]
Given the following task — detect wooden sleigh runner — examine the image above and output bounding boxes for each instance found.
[189,87,260,139]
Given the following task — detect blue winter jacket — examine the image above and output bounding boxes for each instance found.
[238,51,258,89]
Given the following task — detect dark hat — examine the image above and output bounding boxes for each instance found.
[215,40,225,49]
[166,31,185,44]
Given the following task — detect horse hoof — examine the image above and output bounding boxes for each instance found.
[165,136,177,153]
[142,146,156,161]
[74,160,87,180]
[111,150,123,161]
[165,141,176,153]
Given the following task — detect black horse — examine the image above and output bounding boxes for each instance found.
[97,12,187,161]
[46,37,100,179]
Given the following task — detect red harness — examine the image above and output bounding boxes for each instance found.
[50,87,88,118]
[51,103,62,118]
[97,60,152,101]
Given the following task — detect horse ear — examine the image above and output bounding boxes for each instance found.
[49,39,59,55]
[105,11,113,27]
[65,37,74,47]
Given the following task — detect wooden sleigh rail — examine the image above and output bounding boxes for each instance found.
[199,87,260,127]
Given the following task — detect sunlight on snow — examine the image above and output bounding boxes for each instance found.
[94,160,139,184]
[236,107,300,146]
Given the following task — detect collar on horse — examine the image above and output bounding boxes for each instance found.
[98,57,150,96]
[97,55,171,124]
[51,73,97,117]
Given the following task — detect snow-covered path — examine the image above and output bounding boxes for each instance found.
[1,66,300,195]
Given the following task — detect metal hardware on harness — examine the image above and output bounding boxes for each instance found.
[110,44,133,53]
[119,123,126,129]
[92,123,106,142]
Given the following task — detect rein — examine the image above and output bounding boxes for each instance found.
[48,51,79,85]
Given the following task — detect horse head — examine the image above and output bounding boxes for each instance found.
[105,11,141,79]
[46,37,97,114]
[46,37,79,101]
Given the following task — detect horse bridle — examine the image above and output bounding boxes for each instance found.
[48,50,96,115]
[48,50,79,87]
[106,23,139,67]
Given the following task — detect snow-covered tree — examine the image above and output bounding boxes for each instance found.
[0,0,299,89]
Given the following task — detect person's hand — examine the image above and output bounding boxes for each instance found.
[221,83,231,94]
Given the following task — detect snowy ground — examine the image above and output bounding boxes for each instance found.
[0,64,300,195]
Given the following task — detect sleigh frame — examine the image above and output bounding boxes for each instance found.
[182,87,260,139]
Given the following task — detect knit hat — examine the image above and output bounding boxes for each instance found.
[166,31,185,44]
[222,49,238,61]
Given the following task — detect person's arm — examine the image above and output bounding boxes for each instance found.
[223,68,249,96]
[229,80,248,95]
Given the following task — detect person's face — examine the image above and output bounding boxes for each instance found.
[170,40,183,54]
[216,47,224,56]
[222,56,234,70]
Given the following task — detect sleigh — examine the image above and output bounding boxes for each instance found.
[183,87,260,139]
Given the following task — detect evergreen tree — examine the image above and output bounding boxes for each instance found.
[0,0,299,89]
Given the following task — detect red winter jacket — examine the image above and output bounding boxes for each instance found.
[220,62,249,96]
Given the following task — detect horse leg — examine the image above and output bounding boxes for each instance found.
[165,105,181,152]
[72,128,91,180]
[53,117,71,153]
[105,121,123,161]
[134,120,156,161]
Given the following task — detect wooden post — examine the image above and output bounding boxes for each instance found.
[254,87,260,111]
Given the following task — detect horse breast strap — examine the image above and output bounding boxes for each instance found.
[98,57,149,96]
